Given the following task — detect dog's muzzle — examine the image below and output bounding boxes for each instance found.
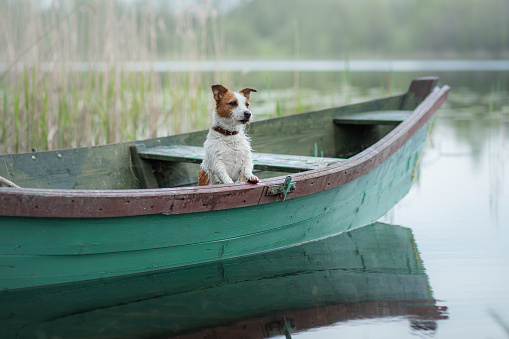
[240,111,252,124]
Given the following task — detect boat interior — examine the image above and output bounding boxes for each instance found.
[0,88,425,190]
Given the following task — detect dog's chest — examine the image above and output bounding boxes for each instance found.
[204,133,250,177]
[218,137,249,168]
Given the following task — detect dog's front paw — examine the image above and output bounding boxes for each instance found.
[246,175,259,184]
[223,178,235,184]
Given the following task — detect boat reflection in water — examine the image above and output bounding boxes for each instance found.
[1,222,447,338]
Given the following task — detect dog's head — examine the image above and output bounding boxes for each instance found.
[211,84,257,127]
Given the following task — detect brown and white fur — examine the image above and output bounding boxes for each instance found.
[198,84,259,186]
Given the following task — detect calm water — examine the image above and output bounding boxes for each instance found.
[4,60,508,72]
[282,73,509,338]
[2,71,508,338]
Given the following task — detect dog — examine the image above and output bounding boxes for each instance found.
[198,84,259,186]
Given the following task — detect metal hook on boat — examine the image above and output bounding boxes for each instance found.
[266,176,295,201]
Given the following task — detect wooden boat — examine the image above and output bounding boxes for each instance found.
[0,77,450,291]
[1,223,447,338]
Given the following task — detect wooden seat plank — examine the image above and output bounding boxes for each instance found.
[135,145,343,173]
[333,110,412,125]
[138,145,205,164]
[252,152,342,172]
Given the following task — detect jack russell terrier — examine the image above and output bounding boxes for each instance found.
[198,84,259,186]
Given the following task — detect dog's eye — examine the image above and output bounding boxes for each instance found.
[229,101,237,107]
[245,103,250,108]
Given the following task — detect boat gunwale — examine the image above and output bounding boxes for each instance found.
[0,83,450,218]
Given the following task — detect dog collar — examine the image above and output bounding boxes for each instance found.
[212,125,239,136]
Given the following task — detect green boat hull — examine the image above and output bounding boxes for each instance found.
[0,77,450,292]
[0,122,428,290]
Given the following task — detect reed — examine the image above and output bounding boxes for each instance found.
[0,1,396,155]
[488,309,509,338]
[0,1,223,154]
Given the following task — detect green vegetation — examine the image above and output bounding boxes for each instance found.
[223,0,509,60]
[0,69,216,153]
[0,1,220,153]
[0,0,508,153]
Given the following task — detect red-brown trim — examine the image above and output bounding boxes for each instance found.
[0,84,450,218]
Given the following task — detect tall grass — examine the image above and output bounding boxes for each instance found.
[0,1,222,154]
[0,1,406,155]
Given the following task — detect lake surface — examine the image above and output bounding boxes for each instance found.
[281,72,509,338]
[3,60,509,72]
[2,71,507,338]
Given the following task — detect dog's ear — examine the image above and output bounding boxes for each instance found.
[211,84,228,102]
[239,88,257,99]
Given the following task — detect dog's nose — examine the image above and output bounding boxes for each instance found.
[243,111,251,120]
